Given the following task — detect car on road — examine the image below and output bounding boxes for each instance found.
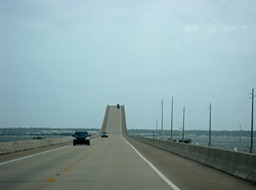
[101,131,108,138]
[72,131,90,146]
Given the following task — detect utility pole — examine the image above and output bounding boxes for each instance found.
[161,99,164,138]
[250,88,255,153]
[170,97,174,140]
[208,103,212,147]
[182,106,185,142]
[154,119,158,140]
[239,124,242,143]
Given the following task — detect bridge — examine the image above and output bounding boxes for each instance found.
[0,105,255,189]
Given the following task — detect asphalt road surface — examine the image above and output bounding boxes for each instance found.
[0,106,255,190]
[0,107,173,190]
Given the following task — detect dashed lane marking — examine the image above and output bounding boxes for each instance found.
[47,178,56,183]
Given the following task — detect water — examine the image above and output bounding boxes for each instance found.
[133,133,256,154]
[190,136,256,153]
[0,135,65,142]
[1,129,256,154]
[0,128,98,143]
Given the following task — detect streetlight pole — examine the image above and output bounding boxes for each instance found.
[171,97,174,140]
[250,88,255,153]
[182,106,185,142]
[209,103,212,147]
[161,99,164,138]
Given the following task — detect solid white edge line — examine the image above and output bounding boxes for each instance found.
[119,112,180,190]
[122,137,180,190]
[0,145,71,166]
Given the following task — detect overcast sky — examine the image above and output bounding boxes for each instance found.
[1,0,256,131]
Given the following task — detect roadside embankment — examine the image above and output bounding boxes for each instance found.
[131,136,256,184]
[0,137,73,155]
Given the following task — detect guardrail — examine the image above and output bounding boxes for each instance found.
[131,136,256,184]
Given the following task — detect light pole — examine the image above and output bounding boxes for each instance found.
[182,106,185,142]
[161,99,164,138]
[209,103,212,147]
[171,97,174,140]
[250,88,255,153]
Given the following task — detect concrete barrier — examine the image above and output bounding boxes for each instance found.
[0,137,73,155]
[132,136,256,184]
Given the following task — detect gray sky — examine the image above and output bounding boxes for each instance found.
[1,0,256,130]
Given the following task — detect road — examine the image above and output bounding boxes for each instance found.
[0,105,255,190]
[0,106,173,190]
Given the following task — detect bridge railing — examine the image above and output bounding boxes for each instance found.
[130,135,256,184]
[0,137,73,155]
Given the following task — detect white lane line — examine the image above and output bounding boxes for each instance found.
[119,107,179,189]
[0,145,71,166]
[122,137,180,190]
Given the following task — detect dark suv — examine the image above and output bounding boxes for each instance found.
[72,131,90,146]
